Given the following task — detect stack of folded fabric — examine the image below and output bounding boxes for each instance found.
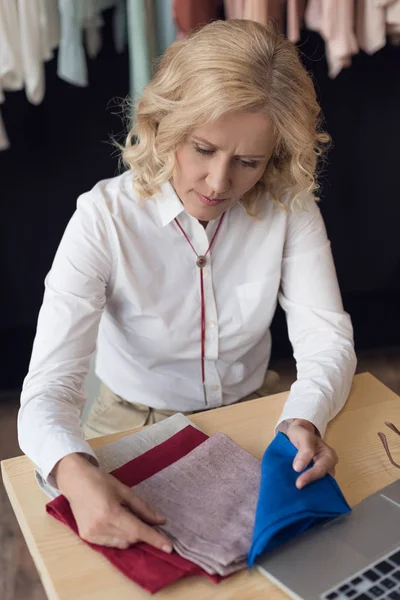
[43,414,261,593]
[42,416,352,594]
[133,432,261,576]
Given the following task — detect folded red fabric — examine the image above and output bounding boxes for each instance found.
[46,425,223,593]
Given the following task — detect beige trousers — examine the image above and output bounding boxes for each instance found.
[84,370,280,439]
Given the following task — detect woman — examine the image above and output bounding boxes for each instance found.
[18,20,356,554]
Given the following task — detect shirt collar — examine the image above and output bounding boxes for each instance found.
[154,180,185,227]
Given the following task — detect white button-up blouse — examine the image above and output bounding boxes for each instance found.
[18,170,357,481]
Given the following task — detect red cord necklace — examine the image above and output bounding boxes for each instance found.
[174,213,225,403]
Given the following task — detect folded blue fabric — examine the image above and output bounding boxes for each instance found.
[248,432,351,567]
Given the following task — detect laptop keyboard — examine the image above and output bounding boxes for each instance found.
[322,548,400,600]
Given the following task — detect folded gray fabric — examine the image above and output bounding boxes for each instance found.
[95,413,201,472]
[132,433,261,576]
[36,413,198,499]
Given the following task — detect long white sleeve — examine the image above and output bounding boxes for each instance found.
[18,192,113,483]
[276,198,357,437]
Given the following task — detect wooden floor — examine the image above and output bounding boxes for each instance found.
[1,347,400,600]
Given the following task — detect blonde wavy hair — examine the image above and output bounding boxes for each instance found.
[122,19,330,213]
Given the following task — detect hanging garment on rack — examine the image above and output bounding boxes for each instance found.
[223,0,244,19]
[0,85,10,151]
[84,12,104,59]
[387,0,400,46]
[0,0,60,149]
[287,0,307,43]
[305,0,358,78]
[43,0,61,60]
[224,0,287,37]
[173,0,220,39]
[0,0,59,101]
[57,0,126,87]
[127,0,176,102]
[243,0,284,29]
[0,0,18,149]
[127,0,154,102]
[113,0,127,53]
[387,0,400,40]
[0,0,23,92]
[242,0,269,23]
[356,0,400,55]
[17,0,59,101]
[0,110,9,150]
[18,0,47,105]
[84,0,126,60]
[153,0,176,55]
[58,0,89,86]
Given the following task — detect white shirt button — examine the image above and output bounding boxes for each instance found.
[208,320,216,327]
[211,384,220,392]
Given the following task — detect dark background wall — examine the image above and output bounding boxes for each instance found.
[273,30,400,358]
[1,13,399,391]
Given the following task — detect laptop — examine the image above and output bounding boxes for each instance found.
[256,479,400,600]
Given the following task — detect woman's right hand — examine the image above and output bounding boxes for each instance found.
[52,453,173,552]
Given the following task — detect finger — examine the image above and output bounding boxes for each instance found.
[136,519,173,553]
[119,510,173,553]
[296,459,332,489]
[287,428,317,473]
[94,536,131,550]
[293,446,315,473]
[122,489,166,525]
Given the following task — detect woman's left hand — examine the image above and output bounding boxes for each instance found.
[285,419,338,490]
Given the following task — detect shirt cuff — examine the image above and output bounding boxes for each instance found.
[36,433,99,488]
[274,394,330,439]
[275,418,321,437]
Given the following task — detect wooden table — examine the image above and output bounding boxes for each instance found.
[2,373,400,600]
